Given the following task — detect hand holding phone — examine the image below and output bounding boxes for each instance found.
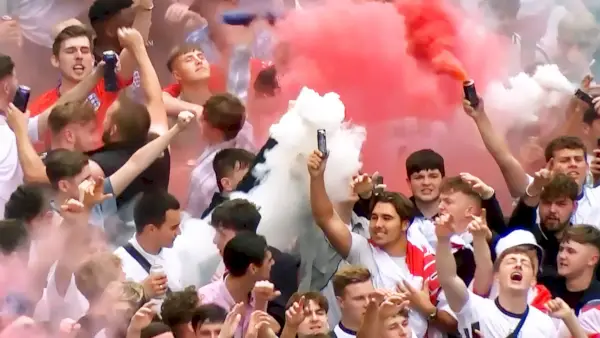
[317,129,328,157]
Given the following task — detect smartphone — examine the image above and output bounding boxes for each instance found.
[12,85,30,112]
[575,89,594,106]
[317,129,328,156]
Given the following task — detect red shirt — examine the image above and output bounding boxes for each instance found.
[29,76,133,149]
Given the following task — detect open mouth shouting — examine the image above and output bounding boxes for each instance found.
[509,271,523,282]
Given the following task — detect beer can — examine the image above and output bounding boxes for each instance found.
[13,85,30,112]
[102,51,118,66]
[463,80,480,109]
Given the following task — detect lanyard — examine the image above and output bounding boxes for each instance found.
[509,305,529,337]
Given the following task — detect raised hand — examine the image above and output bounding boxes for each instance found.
[80,177,113,209]
[379,295,409,319]
[165,3,190,23]
[285,296,306,328]
[351,173,374,197]
[307,150,327,178]
[460,173,494,199]
[0,18,22,47]
[117,27,144,50]
[434,213,455,239]
[462,98,485,119]
[396,279,434,316]
[5,103,29,134]
[218,303,244,338]
[527,160,553,196]
[127,301,155,333]
[58,318,81,338]
[467,208,491,241]
[177,110,195,129]
[252,281,281,311]
[246,310,280,337]
[545,298,573,320]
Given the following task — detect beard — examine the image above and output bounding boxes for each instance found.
[101,128,112,145]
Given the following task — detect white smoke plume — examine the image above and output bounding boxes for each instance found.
[483,64,575,128]
[233,87,366,251]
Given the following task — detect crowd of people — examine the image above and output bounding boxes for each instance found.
[1,0,600,337]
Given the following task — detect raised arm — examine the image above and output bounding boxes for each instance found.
[435,214,469,313]
[107,112,193,196]
[307,150,352,258]
[463,99,529,198]
[117,28,168,134]
[115,0,154,81]
[469,209,494,296]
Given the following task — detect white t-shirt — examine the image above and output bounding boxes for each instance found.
[0,115,39,219]
[456,293,557,338]
[113,236,183,292]
[333,323,356,338]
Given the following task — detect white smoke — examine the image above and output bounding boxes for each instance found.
[233,87,366,251]
[483,64,575,128]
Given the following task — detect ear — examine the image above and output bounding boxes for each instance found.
[50,54,60,68]
[57,179,70,193]
[405,177,411,188]
[220,177,232,192]
[172,70,182,83]
[401,219,409,232]
[336,296,343,307]
[582,123,591,135]
[530,276,537,288]
[64,128,74,144]
[589,253,599,268]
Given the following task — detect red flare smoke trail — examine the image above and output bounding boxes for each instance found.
[265,0,508,191]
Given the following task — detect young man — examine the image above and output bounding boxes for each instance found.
[539,225,600,316]
[509,173,580,279]
[28,24,136,146]
[113,190,183,294]
[197,232,275,338]
[307,150,457,337]
[435,211,581,337]
[46,100,99,152]
[185,93,255,218]
[331,265,375,337]
[209,199,299,327]
[280,292,331,338]
[0,54,45,216]
[191,304,228,338]
[161,286,202,338]
[201,148,256,218]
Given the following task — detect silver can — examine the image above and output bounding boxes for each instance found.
[150,264,166,299]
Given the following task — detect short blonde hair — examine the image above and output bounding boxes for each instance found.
[332,265,372,297]
[74,251,122,301]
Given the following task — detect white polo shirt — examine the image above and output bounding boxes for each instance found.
[113,236,183,292]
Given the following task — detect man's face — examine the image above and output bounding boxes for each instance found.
[253,249,274,280]
[558,240,599,278]
[550,148,588,187]
[381,313,412,338]
[337,281,374,326]
[220,162,250,193]
[297,300,328,336]
[173,50,210,83]
[408,169,442,203]
[57,164,92,199]
[438,190,479,233]
[213,226,236,255]
[1,69,18,105]
[539,197,574,232]
[496,252,536,294]
[151,209,182,249]
[69,121,100,152]
[195,322,223,338]
[369,202,406,248]
[53,36,94,82]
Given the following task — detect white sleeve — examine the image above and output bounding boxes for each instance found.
[347,232,371,264]
[27,115,40,143]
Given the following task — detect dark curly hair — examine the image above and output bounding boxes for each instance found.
[161,286,199,328]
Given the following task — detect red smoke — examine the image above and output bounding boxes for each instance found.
[267,0,508,192]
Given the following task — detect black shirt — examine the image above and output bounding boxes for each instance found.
[87,140,170,208]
